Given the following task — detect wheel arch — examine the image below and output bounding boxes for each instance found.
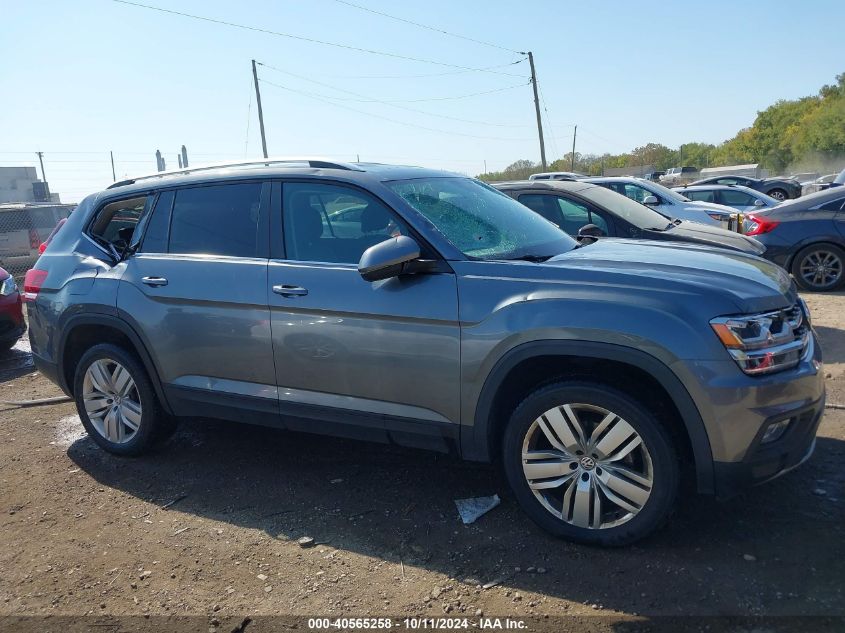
[786,238,845,270]
[465,340,715,494]
[58,314,173,415]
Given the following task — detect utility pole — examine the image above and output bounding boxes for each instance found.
[571,125,577,171]
[110,151,116,181]
[252,59,269,159]
[527,52,546,170]
[36,151,47,182]
[484,159,487,174]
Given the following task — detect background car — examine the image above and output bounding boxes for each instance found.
[0,265,25,351]
[659,166,699,185]
[745,186,845,291]
[802,173,838,196]
[671,184,779,213]
[689,174,801,201]
[581,176,737,227]
[494,180,764,255]
[528,171,587,181]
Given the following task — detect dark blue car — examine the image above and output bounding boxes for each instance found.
[747,185,845,291]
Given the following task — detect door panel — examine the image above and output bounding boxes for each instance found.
[118,182,277,422]
[269,262,460,427]
[269,180,461,437]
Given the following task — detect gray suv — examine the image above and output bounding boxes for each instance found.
[25,159,824,546]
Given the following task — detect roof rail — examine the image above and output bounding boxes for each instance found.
[107,157,363,189]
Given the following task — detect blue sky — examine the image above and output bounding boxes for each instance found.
[2,0,843,202]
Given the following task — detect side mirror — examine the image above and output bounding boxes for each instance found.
[643,195,659,205]
[358,235,421,282]
[754,199,766,207]
[577,224,605,240]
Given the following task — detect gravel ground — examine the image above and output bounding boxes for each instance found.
[1,293,843,631]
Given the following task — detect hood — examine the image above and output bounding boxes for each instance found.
[648,220,765,255]
[543,238,794,313]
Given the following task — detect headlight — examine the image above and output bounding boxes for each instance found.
[0,276,17,297]
[710,303,809,375]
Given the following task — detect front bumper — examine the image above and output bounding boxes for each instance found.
[672,330,825,497]
[0,304,25,347]
[712,397,823,497]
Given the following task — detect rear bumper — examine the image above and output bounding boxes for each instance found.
[33,352,70,396]
[712,396,823,497]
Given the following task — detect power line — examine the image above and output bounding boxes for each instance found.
[258,62,527,103]
[330,0,521,54]
[303,60,527,80]
[109,0,523,76]
[257,63,533,129]
[258,78,536,142]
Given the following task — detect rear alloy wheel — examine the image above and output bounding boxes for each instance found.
[503,382,678,546]
[792,244,845,292]
[768,188,788,201]
[73,343,168,455]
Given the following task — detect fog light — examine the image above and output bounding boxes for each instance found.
[761,419,791,444]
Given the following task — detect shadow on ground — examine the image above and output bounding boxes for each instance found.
[67,415,845,617]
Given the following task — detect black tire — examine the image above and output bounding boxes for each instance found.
[502,381,679,546]
[768,188,788,201]
[73,343,166,456]
[790,243,845,292]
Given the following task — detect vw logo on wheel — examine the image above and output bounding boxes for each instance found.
[579,456,596,471]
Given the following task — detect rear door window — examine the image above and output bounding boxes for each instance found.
[818,196,845,211]
[717,189,757,207]
[685,190,716,203]
[168,183,263,258]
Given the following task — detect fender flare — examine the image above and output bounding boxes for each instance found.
[57,313,173,415]
[465,340,715,494]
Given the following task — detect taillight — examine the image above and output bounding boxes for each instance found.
[22,269,48,302]
[38,242,47,254]
[745,214,780,236]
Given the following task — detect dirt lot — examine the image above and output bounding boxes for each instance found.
[1,293,844,631]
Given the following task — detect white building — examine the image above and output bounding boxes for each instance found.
[0,167,61,203]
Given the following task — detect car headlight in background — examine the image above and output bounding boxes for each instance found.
[711,303,809,375]
[0,276,17,297]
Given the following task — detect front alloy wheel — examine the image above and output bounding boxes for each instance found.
[503,382,678,546]
[522,403,653,529]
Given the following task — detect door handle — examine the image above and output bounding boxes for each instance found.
[273,284,308,297]
[141,276,168,287]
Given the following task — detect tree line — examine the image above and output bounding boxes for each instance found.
[479,72,845,182]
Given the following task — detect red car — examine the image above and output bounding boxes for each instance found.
[0,266,25,351]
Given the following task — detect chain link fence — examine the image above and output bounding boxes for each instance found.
[0,203,75,283]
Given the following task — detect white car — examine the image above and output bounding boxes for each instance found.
[670,184,779,213]
[581,177,736,227]
[529,171,587,181]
